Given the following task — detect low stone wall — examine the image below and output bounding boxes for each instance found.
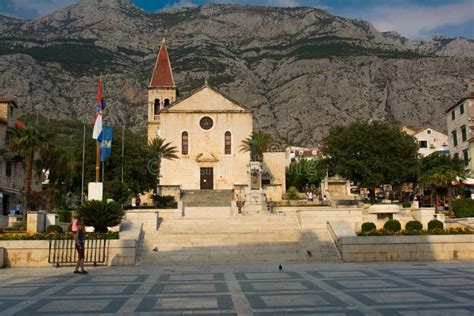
[0,247,4,268]
[276,207,364,231]
[157,185,181,202]
[263,184,283,202]
[0,238,140,268]
[336,234,474,262]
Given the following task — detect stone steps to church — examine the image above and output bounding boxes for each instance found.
[182,190,233,207]
[137,251,341,265]
[143,231,331,240]
[183,206,232,218]
[140,244,338,255]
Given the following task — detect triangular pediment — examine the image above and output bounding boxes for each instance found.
[195,152,219,163]
[162,86,251,113]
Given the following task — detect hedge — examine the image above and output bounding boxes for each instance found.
[405,220,423,231]
[383,219,401,232]
[357,227,473,236]
[428,219,444,230]
[453,198,474,218]
[0,231,119,240]
[361,222,376,232]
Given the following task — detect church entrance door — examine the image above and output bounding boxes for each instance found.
[200,167,213,190]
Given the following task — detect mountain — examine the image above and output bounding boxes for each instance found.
[1,0,473,146]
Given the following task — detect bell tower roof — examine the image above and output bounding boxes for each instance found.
[149,38,175,88]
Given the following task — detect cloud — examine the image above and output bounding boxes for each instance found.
[357,0,474,38]
[0,0,77,19]
[204,0,302,8]
[160,0,198,11]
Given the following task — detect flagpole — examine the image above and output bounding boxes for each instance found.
[96,141,100,182]
[95,74,102,183]
[81,124,86,203]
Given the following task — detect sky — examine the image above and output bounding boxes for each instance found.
[0,0,473,39]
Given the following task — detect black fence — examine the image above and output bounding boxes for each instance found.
[48,235,109,267]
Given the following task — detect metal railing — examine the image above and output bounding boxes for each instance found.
[48,235,109,267]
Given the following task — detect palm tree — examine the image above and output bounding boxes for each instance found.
[6,126,48,214]
[37,146,71,211]
[240,131,274,162]
[148,137,178,190]
[419,154,467,216]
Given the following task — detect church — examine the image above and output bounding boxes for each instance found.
[146,39,285,202]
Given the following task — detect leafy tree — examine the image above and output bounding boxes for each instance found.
[22,115,159,201]
[321,121,419,203]
[104,180,130,205]
[419,153,466,215]
[286,158,325,191]
[240,131,274,162]
[37,146,72,211]
[6,126,48,213]
[77,200,124,233]
[147,137,179,191]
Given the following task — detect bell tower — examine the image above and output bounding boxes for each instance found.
[147,38,177,140]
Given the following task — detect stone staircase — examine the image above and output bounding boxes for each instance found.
[181,190,233,218]
[137,214,341,265]
[182,190,233,207]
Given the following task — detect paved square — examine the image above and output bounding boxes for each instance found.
[1,262,473,315]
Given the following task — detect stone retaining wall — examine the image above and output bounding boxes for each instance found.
[0,238,139,268]
[328,220,474,262]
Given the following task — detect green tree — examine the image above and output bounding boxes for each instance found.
[321,121,419,203]
[286,158,325,191]
[419,153,466,215]
[21,115,160,202]
[37,146,72,211]
[240,131,274,161]
[147,137,179,191]
[104,179,130,205]
[6,126,48,213]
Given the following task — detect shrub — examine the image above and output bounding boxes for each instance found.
[46,225,63,234]
[383,219,401,232]
[453,198,474,218]
[287,186,299,200]
[152,195,177,209]
[405,220,423,231]
[0,231,120,241]
[77,200,124,233]
[402,201,411,208]
[57,210,72,223]
[12,221,26,231]
[361,222,376,232]
[428,219,444,230]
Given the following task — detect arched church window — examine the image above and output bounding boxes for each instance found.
[225,131,231,155]
[182,131,189,155]
[164,99,170,107]
[154,99,160,115]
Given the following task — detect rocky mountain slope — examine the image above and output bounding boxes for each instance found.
[0,0,473,146]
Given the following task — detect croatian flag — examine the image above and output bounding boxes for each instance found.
[92,79,105,140]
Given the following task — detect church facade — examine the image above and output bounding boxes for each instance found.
[147,39,253,192]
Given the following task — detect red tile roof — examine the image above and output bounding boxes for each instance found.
[0,116,27,129]
[149,38,175,88]
[15,119,26,129]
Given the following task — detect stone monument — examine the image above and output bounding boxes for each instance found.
[242,140,267,215]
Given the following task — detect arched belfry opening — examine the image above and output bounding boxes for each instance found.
[154,99,160,115]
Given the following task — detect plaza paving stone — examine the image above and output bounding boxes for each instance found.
[0,262,473,315]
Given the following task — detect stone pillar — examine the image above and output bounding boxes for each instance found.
[27,212,46,233]
[88,182,103,201]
